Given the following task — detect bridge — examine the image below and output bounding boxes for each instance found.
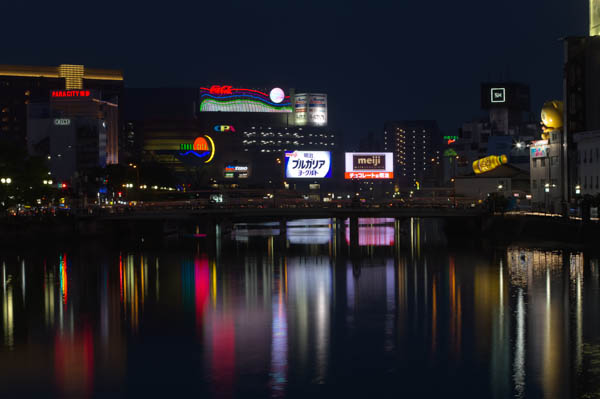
[96,206,486,222]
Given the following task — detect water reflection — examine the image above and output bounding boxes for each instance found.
[0,219,598,397]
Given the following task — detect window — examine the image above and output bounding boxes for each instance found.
[541,158,546,167]
[533,158,537,168]
[532,180,537,189]
[551,156,559,166]
[585,176,588,189]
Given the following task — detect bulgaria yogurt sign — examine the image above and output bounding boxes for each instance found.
[285,151,331,178]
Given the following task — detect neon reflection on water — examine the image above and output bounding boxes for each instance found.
[270,262,288,397]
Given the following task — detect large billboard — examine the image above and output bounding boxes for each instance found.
[344,153,393,179]
[285,151,331,178]
[294,93,327,126]
[199,85,292,113]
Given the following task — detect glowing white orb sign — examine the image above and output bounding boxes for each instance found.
[269,87,285,103]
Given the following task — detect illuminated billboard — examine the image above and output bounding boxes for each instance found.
[284,151,331,178]
[344,153,393,179]
[530,140,548,159]
[224,164,249,179]
[199,85,292,113]
[294,93,327,126]
[178,135,215,163]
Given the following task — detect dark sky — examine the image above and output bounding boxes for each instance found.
[4,0,587,140]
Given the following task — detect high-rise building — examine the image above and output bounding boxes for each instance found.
[0,64,123,144]
[383,121,441,188]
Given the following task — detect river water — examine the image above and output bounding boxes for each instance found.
[0,218,598,398]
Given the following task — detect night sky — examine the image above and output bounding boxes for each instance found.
[3,0,587,142]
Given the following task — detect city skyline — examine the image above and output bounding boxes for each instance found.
[1,0,586,138]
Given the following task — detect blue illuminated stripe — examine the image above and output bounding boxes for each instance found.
[200,93,291,107]
[179,150,209,158]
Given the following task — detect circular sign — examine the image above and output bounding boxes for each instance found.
[193,137,209,151]
[269,87,285,104]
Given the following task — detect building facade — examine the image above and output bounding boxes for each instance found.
[383,120,441,189]
[123,87,337,189]
[0,64,123,146]
[529,130,563,208]
[27,91,118,182]
[574,131,600,196]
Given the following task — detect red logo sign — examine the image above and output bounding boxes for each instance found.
[209,85,233,95]
[52,90,91,98]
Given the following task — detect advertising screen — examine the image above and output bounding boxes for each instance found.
[224,164,249,178]
[530,140,548,158]
[344,153,393,179]
[294,93,327,126]
[308,94,327,126]
[199,85,292,113]
[285,151,331,178]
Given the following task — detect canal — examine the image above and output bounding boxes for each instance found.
[0,218,598,398]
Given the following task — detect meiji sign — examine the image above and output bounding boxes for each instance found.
[345,152,394,179]
[353,154,386,170]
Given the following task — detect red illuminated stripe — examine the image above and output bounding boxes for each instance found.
[344,172,394,179]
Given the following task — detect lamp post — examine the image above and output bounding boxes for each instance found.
[544,183,550,214]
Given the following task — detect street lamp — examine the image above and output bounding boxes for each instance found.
[575,185,581,195]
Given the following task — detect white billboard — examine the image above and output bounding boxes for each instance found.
[285,151,331,178]
[345,152,394,179]
[294,93,327,126]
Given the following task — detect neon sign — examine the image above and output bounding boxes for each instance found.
[209,85,233,95]
[52,90,91,98]
[199,86,292,113]
[214,125,235,132]
[444,135,458,145]
[179,135,215,163]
